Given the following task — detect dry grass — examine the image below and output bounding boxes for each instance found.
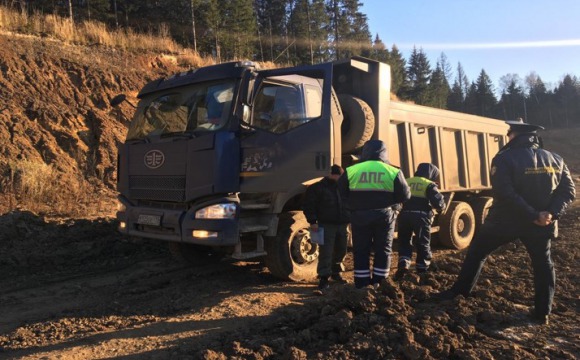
[0,6,186,55]
[2,159,111,217]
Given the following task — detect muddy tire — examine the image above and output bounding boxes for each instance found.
[438,201,476,250]
[470,196,493,230]
[264,211,318,281]
[168,242,224,265]
[338,94,375,153]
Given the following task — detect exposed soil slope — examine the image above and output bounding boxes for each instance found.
[0,33,182,214]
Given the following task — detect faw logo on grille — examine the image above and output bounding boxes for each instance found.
[144,150,165,169]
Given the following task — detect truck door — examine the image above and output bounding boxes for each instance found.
[240,63,335,192]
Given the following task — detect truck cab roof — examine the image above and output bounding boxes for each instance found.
[138,61,256,98]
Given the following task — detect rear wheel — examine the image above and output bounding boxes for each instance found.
[264,211,318,281]
[438,201,476,250]
[168,242,224,265]
[338,94,375,153]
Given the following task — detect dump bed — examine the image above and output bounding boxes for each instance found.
[387,101,508,191]
[332,56,508,192]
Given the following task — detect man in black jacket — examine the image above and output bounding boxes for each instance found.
[303,164,350,290]
[396,163,446,278]
[338,140,411,289]
[435,120,576,325]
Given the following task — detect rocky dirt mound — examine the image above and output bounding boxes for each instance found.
[0,33,183,215]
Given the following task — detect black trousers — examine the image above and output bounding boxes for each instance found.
[316,223,349,278]
[397,211,433,270]
[351,208,396,288]
[451,221,555,316]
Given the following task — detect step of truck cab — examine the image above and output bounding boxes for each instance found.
[239,202,271,210]
[239,224,269,233]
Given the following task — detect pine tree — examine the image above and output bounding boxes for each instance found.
[405,46,431,105]
[326,0,371,60]
[254,0,289,62]
[464,82,479,115]
[554,75,580,128]
[220,0,256,60]
[474,69,497,117]
[427,61,450,109]
[525,72,551,128]
[370,34,389,63]
[389,45,408,98]
[289,0,329,64]
[498,74,525,120]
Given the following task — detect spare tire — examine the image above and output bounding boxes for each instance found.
[338,94,375,153]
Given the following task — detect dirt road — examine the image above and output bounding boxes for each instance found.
[1,181,579,360]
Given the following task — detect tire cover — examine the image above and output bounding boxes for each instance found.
[338,94,375,153]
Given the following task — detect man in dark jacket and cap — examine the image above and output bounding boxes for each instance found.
[396,163,446,279]
[338,140,411,289]
[304,164,350,291]
[434,119,575,325]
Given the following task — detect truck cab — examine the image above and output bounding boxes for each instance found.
[116,60,346,280]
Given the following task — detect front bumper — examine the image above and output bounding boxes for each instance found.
[116,196,239,246]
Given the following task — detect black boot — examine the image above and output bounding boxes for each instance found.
[394,268,408,280]
[318,277,330,290]
[331,274,347,284]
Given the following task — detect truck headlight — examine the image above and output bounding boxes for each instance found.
[195,203,237,219]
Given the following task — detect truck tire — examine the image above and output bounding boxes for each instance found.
[470,196,493,230]
[168,242,224,265]
[264,211,318,281]
[438,201,476,250]
[338,94,375,153]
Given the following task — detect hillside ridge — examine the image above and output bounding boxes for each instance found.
[0,33,184,214]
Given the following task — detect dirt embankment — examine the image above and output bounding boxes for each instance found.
[0,33,184,215]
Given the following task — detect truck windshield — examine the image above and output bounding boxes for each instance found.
[126,80,235,140]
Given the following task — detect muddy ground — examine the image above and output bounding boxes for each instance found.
[0,180,578,360]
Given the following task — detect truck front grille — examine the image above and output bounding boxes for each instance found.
[129,176,186,202]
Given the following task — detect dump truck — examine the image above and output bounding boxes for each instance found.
[113,56,508,281]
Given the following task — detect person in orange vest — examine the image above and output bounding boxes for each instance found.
[395,163,445,279]
[338,140,410,289]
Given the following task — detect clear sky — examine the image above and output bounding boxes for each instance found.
[360,0,580,93]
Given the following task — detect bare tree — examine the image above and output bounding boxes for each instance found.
[190,0,198,52]
[67,0,73,22]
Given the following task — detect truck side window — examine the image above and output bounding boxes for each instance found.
[251,78,322,134]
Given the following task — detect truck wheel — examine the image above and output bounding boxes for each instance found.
[438,201,476,250]
[470,196,493,230]
[338,94,375,153]
[168,242,224,265]
[264,211,318,281]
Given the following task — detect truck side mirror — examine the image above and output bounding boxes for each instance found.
[110,94,137,109]
[110,94,127,107]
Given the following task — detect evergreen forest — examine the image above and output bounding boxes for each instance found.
[8,0,580,128]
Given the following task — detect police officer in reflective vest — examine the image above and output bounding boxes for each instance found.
[396,163,445,279]
[338,140,411,289]
[435,120,575,325]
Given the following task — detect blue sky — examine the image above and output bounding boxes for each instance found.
[360,0,580,93]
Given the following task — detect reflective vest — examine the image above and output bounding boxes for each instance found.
[347,161,400,191]
[406,176,433,198]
